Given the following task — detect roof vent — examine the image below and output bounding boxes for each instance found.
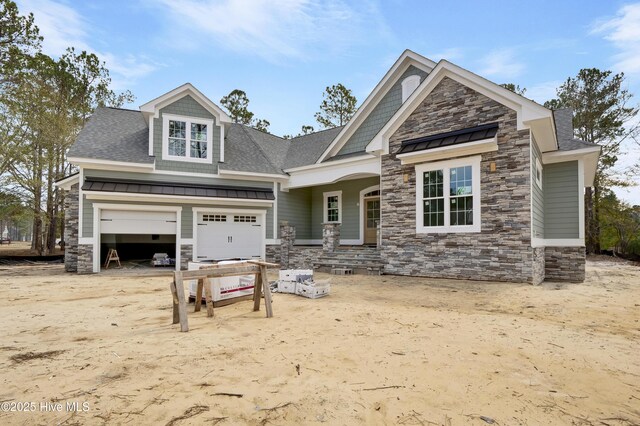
[401,75,421,103]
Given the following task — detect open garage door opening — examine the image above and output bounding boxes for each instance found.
[99,209,178,270]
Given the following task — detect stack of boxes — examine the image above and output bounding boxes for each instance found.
[277,269,330,299]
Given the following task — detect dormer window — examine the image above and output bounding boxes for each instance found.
[162,113,214,163]
[401,75,421,103]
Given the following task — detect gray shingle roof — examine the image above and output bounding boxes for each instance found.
[82,177,274,200]
[283,126,343,169]
[220,124,286,175]
[68,106,344,171]
[68,107,153,164]
[553,108,600,151]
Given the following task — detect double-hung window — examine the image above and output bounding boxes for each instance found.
[323,191,342,223]
[163,114,214,163]
[415,156,481,233]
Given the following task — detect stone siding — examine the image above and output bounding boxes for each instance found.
[322,223,340,252]
[532,247,545,285]
[180,244,193,270]
[544,246,586,282]
[266,245,323,270]
[77,244,94,274]
[63,183,79,272]
[381,76,536,283]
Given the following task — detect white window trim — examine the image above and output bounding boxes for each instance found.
[323,190,342,224]
[162,113,214,164]
[535,157,543,189]
[401,75,421,103]
[415,156,481,234]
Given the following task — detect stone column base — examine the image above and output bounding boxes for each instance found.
[544,246,585,282]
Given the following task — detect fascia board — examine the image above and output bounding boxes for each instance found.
[287,156,380,188]
[53,174,79,190]
[67,157,154,171]
[284,154,377,173]
[140,83,232,123]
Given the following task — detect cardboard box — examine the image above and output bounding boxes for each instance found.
[277,280,297,294]
[296,280,330,299]
[279,269,313,282]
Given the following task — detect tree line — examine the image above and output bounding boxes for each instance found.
[502,70,640,258]
[219,83,357,138]
[0,0,132,254]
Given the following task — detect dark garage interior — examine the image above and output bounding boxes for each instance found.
[100,234,176,267]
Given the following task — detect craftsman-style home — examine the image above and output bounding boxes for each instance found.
[57,50,600,283]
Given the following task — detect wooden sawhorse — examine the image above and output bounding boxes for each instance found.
[169,260,278,332]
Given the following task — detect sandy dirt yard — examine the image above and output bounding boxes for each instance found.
[0,258,638,426]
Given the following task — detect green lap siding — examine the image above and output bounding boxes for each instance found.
[277,187,312,239]
[310,177,380,240]
[336,66,429,156]
[543,161,579,239]
[531,137,544,238]
[153,95,221,174]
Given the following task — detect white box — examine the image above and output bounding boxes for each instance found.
[295,280,330,299]
[277,280,297,294]
[279,269,313,282]
[188,260,255,302]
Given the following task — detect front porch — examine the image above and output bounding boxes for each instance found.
[266,223,383,275]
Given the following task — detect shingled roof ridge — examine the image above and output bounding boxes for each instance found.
[235,124,287,173]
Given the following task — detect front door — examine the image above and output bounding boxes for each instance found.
[364,198,380,245]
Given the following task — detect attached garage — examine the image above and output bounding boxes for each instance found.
[98,208,179,269]
[194,210,265,261]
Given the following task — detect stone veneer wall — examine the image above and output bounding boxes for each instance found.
[322,223,340,252]
[544,246,585,282]
[180,244,192,270]
[63,183,79,272]
[77,244,94,274]
[532,247,545,285]
[381,76,536,283]
[266,245,323,269]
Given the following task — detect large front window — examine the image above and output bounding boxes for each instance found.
[163,114,213,163]
[415,156,481,233]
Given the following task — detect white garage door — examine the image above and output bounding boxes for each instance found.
[101,210,177,234]
[196,212,263,260]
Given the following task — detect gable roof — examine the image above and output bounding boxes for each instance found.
[316,50,436,163]
[139,83,232,124]
[67,107,153,164]
[367,59,558,154]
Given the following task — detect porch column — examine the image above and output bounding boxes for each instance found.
[322,223,340,252]
[280,221,295,269]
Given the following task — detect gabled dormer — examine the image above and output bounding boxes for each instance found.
[139,83,232,173]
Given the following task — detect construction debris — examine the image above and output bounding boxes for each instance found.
[273,269,330,299]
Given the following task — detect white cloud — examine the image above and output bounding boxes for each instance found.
[17,0,90,56]
[152,0,389,61]
[16,0,158,90]
[592,3,640,74]
[427,47,463,62]
[525,80,562,105]
[478,49,525,79]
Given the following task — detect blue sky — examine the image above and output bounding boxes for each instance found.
[15,0,640,204]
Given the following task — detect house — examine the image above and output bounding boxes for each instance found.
[56,50,600,284]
